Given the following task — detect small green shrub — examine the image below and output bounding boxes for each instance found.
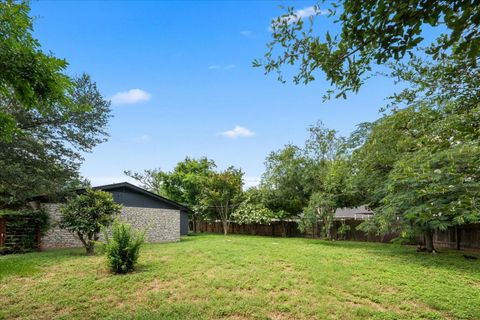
[103,220,145,274]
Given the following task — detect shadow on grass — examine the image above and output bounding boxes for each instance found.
[307,238,480,275]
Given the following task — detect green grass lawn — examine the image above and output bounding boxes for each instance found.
[1,234,479,319]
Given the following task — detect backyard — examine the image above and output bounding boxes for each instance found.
[1,234,479,319]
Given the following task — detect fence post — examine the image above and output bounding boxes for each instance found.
[0,217,5,247]
[456,227,461,250]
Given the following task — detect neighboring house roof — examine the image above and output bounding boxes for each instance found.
[31,182,191,212]
[334,205,373,221]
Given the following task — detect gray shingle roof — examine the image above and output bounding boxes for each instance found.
[334,205,373,220]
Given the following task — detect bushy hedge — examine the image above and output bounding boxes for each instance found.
[103,220,145,274]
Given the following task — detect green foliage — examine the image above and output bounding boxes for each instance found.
[0,0,111,209]
[60,189,122,255]
[103,220,145,274]
[255,1,480,99]
[0,208,50,233]
[200,167,244,235]
[0,1,74,142]
[232,188,275,225]
[337,221,351,239]
[298,122,359,238]
[125,157,216,220]
[300,192,336,239]
[0,73,111,209]
[352,52,480,251]
[382,143,480,232]
[261,144,308,217]
[0,208,50,254]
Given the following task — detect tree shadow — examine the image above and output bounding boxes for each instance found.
[308,238,480,276]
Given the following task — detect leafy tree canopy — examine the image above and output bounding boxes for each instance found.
[200,167,244,235]
[0,74,111,208]
[353,52,480,251]
[0,1,77,141]
[125,157,217,218]
[255,0,480,99]
[232,188,276,225]
[261,144,309,217]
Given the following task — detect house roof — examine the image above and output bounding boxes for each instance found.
[91,182,191,212]
[334,205,373,220]
[31,182,191,212]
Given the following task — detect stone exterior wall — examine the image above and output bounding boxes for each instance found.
[41,203,82,249]
[41,203,180,249]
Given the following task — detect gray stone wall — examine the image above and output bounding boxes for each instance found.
[41,203,180,249]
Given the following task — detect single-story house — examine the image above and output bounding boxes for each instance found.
[32,182,190,249]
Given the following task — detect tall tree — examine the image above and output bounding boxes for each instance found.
[200,167,244,235]
[300,122,356,238]
[354,52,480,251]
[255,1,480,99]
[0,74,111,208]
[261,145,308,235]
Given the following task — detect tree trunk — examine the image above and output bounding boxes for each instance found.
[425,229,435,253]
[222,220,228,235]
[85,242,95,256]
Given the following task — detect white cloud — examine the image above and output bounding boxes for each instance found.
[220,125,255,138]
[111,89,151,105]
[244,176,261,188]
[208,64,236,70]
[271,6,328,28]
[296,6,326,19]
[134,134,150,142]
[240,30,252,37]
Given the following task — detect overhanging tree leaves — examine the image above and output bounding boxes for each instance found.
[0,1,75,141]
[354,52,480,251]
[0,74,111,208]
[381,144,480,252]
[255,1,480,99]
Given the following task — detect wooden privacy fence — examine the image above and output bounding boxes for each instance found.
[433,224,480,250]
[192,220,395,243]
[0,216,41,254]
[193,220,303,237]
[191,220,480,249]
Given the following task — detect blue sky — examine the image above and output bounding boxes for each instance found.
[30,1,400,188]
